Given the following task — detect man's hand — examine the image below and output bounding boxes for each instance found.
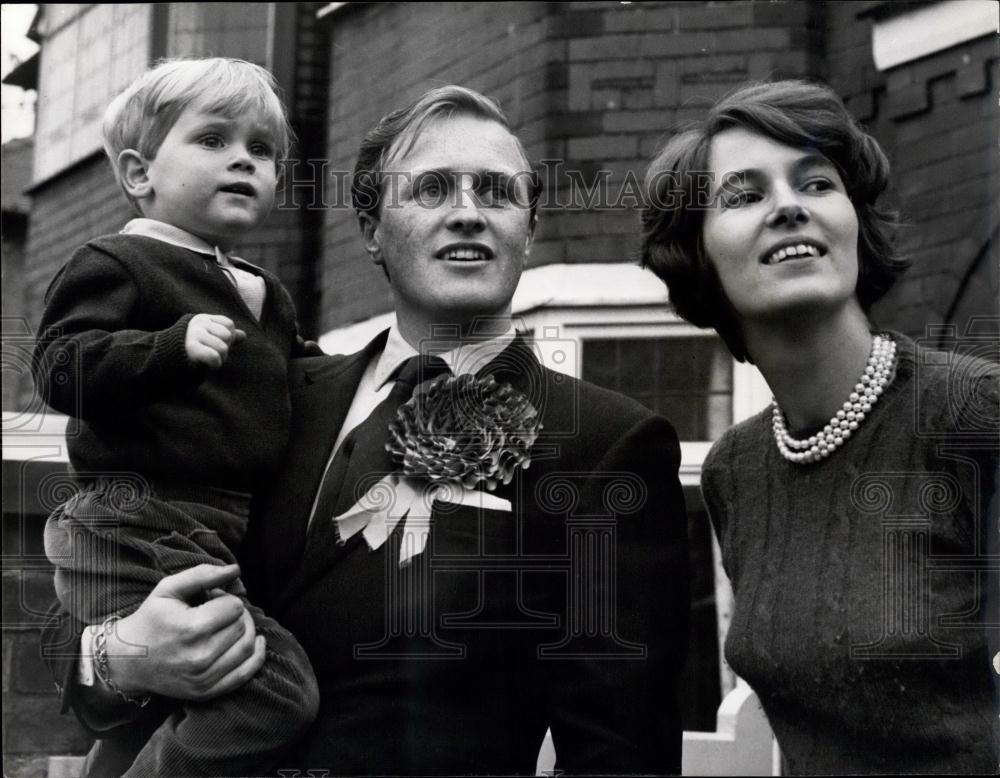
[185,314,246,369]
[105,564,265,701]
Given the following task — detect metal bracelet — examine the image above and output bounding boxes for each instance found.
[93,616,151,708]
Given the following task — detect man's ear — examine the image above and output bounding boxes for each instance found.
[524,213,537,257]
[117,150,153,200]
[358,212,383,267]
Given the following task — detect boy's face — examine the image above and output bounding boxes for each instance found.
[136,99,279,250]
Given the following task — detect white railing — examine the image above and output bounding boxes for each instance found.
[536,679,779,776]
[681,679,780,776]
[47,663,779,776]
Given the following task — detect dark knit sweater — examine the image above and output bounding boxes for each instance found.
[33,234,319,493]
[703,334,999,774]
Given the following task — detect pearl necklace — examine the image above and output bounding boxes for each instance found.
[771,333,896,464]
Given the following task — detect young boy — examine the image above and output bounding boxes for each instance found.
[34,58,321,776]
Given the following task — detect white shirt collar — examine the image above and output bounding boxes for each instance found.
[373,324,516,390]
[120,218,245,268]
[120,218,219,255]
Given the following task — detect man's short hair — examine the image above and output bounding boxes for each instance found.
[103,57,294,210]
[640,79,907,363]
[351,85,540,222]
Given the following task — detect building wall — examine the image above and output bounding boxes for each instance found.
[1,227,29,411]
[319,1,555,330]
[3,473,92,778]
[537,0,823,267]
[318,0,826,332]
[824,1,999,341]
[23,155,133,355]
[2,138,34,412]
[272,1,332,338]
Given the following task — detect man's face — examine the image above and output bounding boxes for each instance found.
[361,115,535,337]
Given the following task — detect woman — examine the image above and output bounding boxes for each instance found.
[641,79,998,774]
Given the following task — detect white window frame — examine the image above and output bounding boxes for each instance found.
[871,0,998,71]
[515,305,770,486]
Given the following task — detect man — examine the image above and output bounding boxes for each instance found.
[45,85,689,775]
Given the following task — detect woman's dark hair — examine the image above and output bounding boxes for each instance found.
[640,79,907,362]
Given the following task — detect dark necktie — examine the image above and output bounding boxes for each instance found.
[307,354,451,548]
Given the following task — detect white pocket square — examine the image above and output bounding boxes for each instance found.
[333,474,512,565]
[431,485,511,512]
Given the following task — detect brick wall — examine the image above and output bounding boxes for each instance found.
[320,1,998,342]
[258,1,331,339]
[2,227,30,412]
[824,1,999,340]
[318,0,824,332]
[3,464,92,776]
[22,155,135,413]
[2,138,34,411]
[319,1,554,330]
[536,0,823,270]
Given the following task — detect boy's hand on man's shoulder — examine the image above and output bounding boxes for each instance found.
[185,314,247,370]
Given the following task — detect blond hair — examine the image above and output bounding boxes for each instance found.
[103,58,294,210]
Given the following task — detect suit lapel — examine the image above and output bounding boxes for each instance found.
[261,331,389,609]
[477,331,546,406]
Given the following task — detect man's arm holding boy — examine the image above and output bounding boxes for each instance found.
[43,564,265,734]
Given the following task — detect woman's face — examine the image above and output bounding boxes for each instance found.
[701,127,861,324]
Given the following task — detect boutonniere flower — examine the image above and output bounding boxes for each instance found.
[335,373,541,566]
[387,373,542,490]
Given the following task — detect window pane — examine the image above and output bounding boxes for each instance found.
[168,3,271,65]
[581,339,617,386]
[581,336,733,441]
[34,5,151,183]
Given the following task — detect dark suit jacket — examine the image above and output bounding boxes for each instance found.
[242,331,690,774]
[45,331,689,775]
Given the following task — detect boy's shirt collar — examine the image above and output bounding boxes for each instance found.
[121,218,218,255]
[120,218,240,267]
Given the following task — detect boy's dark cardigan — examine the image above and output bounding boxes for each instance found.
[33,233,319,493]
